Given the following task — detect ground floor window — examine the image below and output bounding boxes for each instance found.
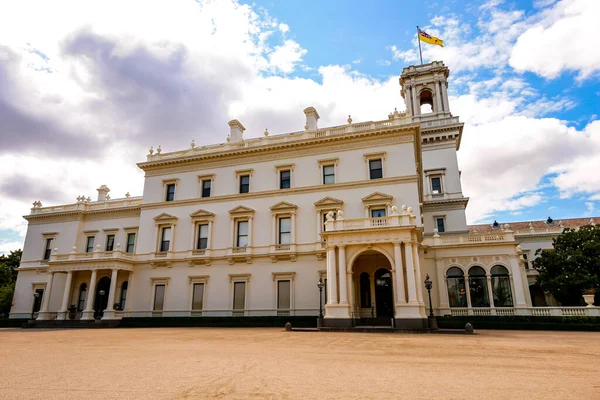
[153,285,165,311]
[119,282,128,310]
[192,283,204,311]
[277,280,290,310]
[359,272,371,308]
[233,282,246,311]
[446,267,467,307]
[491,266,513,307]
[32,289,44,313]
[77,283,87,311]
[468,266,490,307]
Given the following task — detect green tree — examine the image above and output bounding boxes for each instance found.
[533,225,600,306]
[0,249,22,317]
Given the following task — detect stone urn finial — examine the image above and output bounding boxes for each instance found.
[347,115,352,124]
[156,145,162,154]
[264,128,269,137]
[191,139,196,149]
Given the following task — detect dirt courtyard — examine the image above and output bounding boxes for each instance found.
[0,328,598,400]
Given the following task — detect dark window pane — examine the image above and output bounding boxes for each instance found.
[198,224,209,249]
[43,238,53,260]
[431,177,442,193]
[105,234,115,251]
[233,282,246,310]
[86,237,95,253]
[192,283,204,310]
[237,221,249,247]
[436,218,445,233]
[279,217,291,244]
[277,280,290,309]
[202,180,211,198]
[239,175,250,193]
[280,170,291,189]
[323,165,335,184]
[371,209,386,218]
[77,284,87,311]
[126,233,136,253]
[153,285,165,311]
[369,159,383,179]
[468,266,490,307]
[166,184,175,201]
[119,282,128,310]
[32,289,44,313]
[360,272,371,308]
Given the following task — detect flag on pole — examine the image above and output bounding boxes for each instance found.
[418,28,444,47]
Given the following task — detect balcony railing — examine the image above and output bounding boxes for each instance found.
[325,213,417,232]
[445,307,598,317]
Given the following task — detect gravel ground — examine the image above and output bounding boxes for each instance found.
[0,328,598,400]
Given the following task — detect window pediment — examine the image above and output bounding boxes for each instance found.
[190,209,215,221]
[153,213,178,223]
[314,196,344,210]
[270,201,298,212]
[229,205,255,215]
[361,192,393,204]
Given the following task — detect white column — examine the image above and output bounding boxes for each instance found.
[230,218,235,247]
[509,255,528,307]
[412,242,424,305]
[291,212,296,243]
[207,221,213,249]
[404,242,418,304]
[247,217,253,247]
[435,81,443,113]
[102,269,119,320]
[271,214,277,244]
[338,246,348,305]
[393,243,406,304]
[440,81,449,113]
[325,246,337,305]
[36,272,55,320]
[81,270,98,320]
[57,271,73,320]
[364,206,369,218]
[486,274,495,307]
[411,84,419,116]
[315,211,322,242]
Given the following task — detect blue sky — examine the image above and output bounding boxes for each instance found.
[0,0,598,253]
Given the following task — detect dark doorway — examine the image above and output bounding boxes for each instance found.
[94,277,111,319]
[529,284,547,307]
[374,268,394,317]
[32,289,44,315]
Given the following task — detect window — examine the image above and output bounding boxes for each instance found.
[126,233,136,254]
[32,289,44,313]
[86,236,95,253]
[160,227,172,252]
[280,170,291,189]
[446,267,467,307]
[153,284,165,311]
[431,177,442,194]
[197,224,209,250]
[436,217,445,233]
[201,180,211,198]
[77,283,87,311]
[233,282,246,310]
[360,272,371,308]
[468,266,490,307]
[236,221,249,247]
[277,280,291,310]
[323,165,335,184]
[278,217,291,245]
[370,208,386,218]
[369,159,383,179]
[239,175,250,194]
[165,183,175,201]
[43,238,53,260]
[192,283,204,310]
[105,234,115,251]
[522,253,529,270]
[491,266,513,307]
[118,281,128,310]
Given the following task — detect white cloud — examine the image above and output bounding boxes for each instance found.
[510,0,600,79]
[585,201,595,216]
[389,45,418,63]
[267,39,307,74]
[278,23,289,33]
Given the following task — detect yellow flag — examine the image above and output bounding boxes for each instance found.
[419,29,444,47]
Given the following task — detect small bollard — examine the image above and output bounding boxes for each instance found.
[285,322,292,331]
[465,322,474,334]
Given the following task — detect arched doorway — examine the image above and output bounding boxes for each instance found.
[94,276,111,319]
[352,251,394,319]
[374,268,394,317]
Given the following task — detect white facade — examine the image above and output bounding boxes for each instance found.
[10,61,598,325]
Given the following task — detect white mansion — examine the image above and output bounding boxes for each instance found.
[10,61,599,327]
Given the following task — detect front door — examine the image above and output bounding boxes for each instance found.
[94,277,111,319]
[374,268,394,317]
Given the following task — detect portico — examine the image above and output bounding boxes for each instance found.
[321,206,427,328]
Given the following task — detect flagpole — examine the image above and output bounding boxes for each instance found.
[417,26,423,65]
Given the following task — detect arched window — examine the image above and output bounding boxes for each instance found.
[419,90,434,114]
[468,266,490,307]
[119,281,128,310]
[491,266,513,307]
[77,283,87,311]
[446,267,467,307]
[359,272,371,308]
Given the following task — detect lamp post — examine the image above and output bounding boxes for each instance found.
[424,274,438,330]
[317,279,324,319]
[97,289,106,319]
[31,292,40,321]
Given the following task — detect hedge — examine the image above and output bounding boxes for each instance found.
[436,315,600,331]
[118,316,318,329]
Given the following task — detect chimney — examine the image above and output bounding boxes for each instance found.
[303,107,320,131]
[228,119,246,143]
[97,185,110,202]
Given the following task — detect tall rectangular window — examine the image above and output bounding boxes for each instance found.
[236,221,249,247]
[277,280,291,310]
[86,236,95,253]
[153,285,165,311]
[280,170,291,189]
[278,217,291,244]
[197,224,209,249]
[239,175,250,194]
[165,183,175,201]
[105,234,115,251]
[43,238,53,260]
[32,289,44,313]
[370,208,386,218]
[431,177,442,193]
[202,180,211,198]
[369,159,383,179]
[126,233,136,253]
[233,282,246,310]
[436,217,445,233]
[192,283,204,310]
[160,227,172,252]
[323,165,335,184]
